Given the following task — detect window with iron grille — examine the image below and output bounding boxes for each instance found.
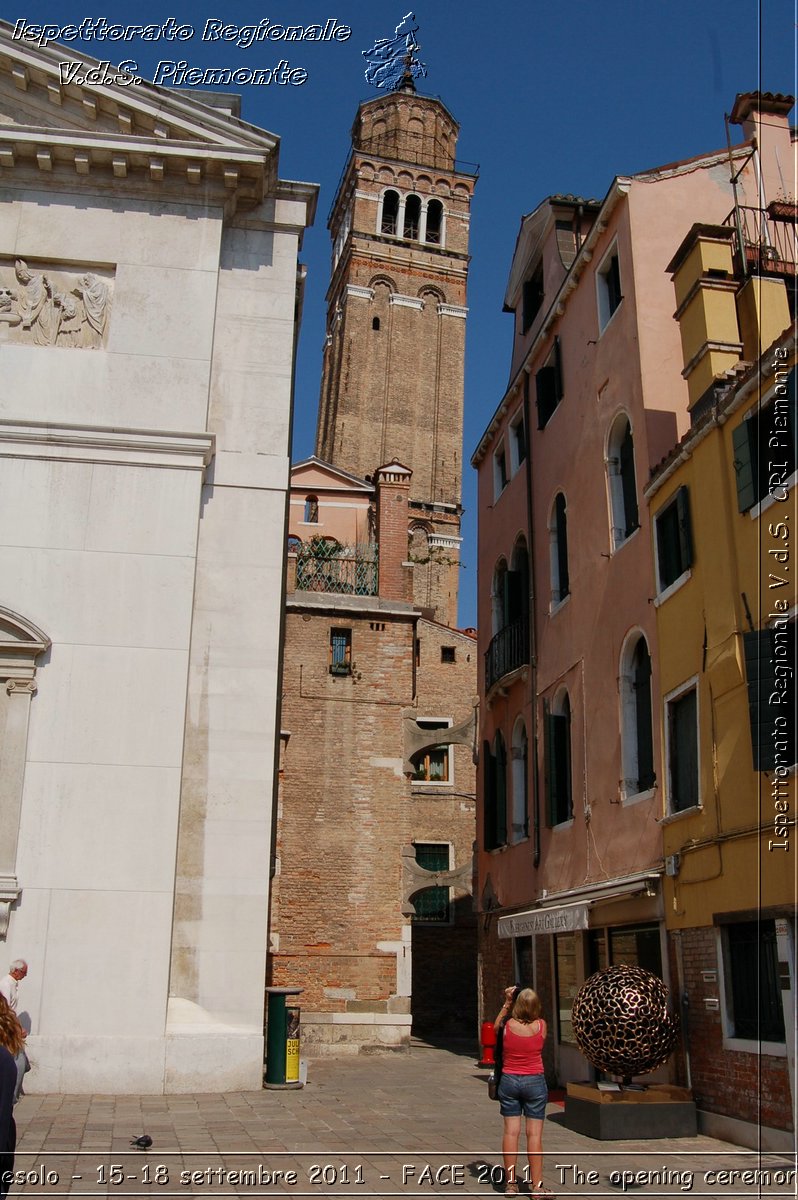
[329,628,352,675]
[412,843,451,923]
[724,919,785,1042]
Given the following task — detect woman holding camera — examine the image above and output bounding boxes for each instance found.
[494,985,550,1197]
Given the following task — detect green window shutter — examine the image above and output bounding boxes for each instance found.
[744,629,775,770]
[483,740,497,850]
[555,493,569,598]
[633,641,656,791]
[670,689,698,811]
[743,626,794,771]
[496,736,507,846]
[536,366,557,428]
[554,336,564,402]
[620,422,639,535]
[732,421,756,512]
[552,712,571,822]
[676,486,693,570]
[543,701,555,827]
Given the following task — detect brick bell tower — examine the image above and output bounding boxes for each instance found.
[316,78,476,627]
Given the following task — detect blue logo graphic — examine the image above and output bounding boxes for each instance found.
[362,12,427,91]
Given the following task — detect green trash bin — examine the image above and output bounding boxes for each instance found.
[264,986,304,1089]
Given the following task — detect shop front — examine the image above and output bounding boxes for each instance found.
[498,872,668,1085]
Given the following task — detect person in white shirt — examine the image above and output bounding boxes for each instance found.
[0,962,28,1103]
[0,961,27,1013]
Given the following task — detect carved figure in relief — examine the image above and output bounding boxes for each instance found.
[15,260,55,344]
[0,288,19,326]
[73,273,110,340]
[0,261,111,348]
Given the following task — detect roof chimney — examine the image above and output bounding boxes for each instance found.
[375,461,414,604]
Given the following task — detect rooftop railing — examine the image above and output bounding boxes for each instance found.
[723,202,797,275]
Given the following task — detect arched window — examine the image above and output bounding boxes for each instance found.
[510,719,529,843]
[303,495,319,523]
[620,633,656,798]
[287,535,302,553]
[549,492,570,607]
[404,194,421,240]
[545,690,572,825]
[426,199,443,244]
[607,414,639,549]
[372,317,381,331]
[380,190,399,235]
[484,731,508,850]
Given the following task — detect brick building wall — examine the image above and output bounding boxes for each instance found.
[668,928,793,1131]
[315,87,476,626]
[270,600,479,1052]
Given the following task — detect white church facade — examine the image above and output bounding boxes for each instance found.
[0,23,317,1092]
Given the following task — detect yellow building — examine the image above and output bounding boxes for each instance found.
[644,219,795,1149]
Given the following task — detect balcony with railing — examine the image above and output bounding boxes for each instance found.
[294,539,378,597]
[723,201,797,277]
[485,618,529,692]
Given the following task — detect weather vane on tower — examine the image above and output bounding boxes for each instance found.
[362,12,428,92]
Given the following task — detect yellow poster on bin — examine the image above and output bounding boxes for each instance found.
[285,1006,300,1082]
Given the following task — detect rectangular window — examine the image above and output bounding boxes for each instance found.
[732,367,796,512]
[597,246,622,331]
[544,699,572,825]
[522,264,544,333]
[510,409,527,472]
[536,337,564,429]
[724,919,785,1042]
[654,486,693,592]
[441,646,456,663]
[412,719,452,783]
[494,442,509,499]
[666,683,699,812]
[483,737,508,850]
[743,623,797,771]
[412,843,451,923]
[329,627,352,675]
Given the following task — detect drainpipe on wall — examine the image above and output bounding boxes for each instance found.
[523,370,542,869]
[672,930,692,1090]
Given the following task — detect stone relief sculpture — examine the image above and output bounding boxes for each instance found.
[571,964,680,1082]
[0,259,112,348]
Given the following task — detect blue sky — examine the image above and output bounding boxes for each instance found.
[10,1,795,624]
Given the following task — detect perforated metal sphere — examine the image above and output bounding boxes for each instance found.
[571,964,680,1077]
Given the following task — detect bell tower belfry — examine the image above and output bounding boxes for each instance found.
[316,80,476,626]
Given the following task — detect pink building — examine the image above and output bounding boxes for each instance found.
[471,93,795,1090]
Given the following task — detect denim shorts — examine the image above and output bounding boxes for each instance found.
[497,1072,548,1118]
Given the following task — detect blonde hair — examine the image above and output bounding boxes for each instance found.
[512,987,542,1024]
[0,994,25,1056]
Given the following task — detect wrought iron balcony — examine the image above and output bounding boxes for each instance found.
[723,202,796,276]
[485,618,529,692]
[295,540,378,596]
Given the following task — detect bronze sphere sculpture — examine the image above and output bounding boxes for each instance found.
[571,964,680,1081]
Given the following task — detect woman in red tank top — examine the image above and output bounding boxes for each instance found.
[493,986,550,1197]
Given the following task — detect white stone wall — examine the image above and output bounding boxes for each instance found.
[0,72,315,1092]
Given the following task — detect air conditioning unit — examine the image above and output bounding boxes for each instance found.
[665,854,680,877]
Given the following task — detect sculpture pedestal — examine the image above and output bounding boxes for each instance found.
[562,1082,697,1140]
